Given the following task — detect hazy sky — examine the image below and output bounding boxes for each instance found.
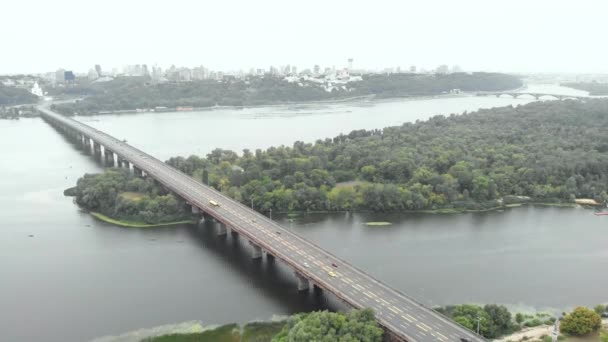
[2,0,607,74]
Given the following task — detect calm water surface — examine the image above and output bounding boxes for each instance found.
[1,91,606,342]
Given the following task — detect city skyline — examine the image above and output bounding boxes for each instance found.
[1,0,608,75]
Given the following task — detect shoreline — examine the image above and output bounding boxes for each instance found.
[90,212,195,228]
[64,90,519,117]
[494,319,608,342]
[277,202,580,217]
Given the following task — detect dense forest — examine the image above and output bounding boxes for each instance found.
[71,169,190,224]
[51,72,521,115]
[0,84,38,105]
[165,99,608,213]
[562,82,608,95]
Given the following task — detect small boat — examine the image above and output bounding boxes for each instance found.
[593,212,608,216]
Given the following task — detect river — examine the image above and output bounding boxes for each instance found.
[1,87,606,342]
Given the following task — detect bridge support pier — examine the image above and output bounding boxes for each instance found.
[217,223,227,236]
[93,142,101,155]
[105,150,115,166]
[133,166,144,177]
[230,229,239,238]
[295,272,309,292]
[313,283,323,295]
[249,241,262,259]
[266,253,275,262]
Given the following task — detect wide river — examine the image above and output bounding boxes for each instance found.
[1,85,606,342]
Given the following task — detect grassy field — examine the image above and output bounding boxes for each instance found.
[120,191,145,201]
[90,212,195,228]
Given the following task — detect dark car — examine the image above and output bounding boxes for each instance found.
[331,263,338,268]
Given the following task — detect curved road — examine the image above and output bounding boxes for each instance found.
[39,105,485,342]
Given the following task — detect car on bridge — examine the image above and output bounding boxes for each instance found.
[209,200,220,207]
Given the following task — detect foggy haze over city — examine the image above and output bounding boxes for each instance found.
[2,0,608,74]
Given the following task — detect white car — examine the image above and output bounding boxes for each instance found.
[303,262,310,268]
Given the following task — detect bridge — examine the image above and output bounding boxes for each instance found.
[38,104,486,342]
[477,91,587,101]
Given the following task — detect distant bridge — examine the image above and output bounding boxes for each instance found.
[477,92,587,101]
[39,104,486,342]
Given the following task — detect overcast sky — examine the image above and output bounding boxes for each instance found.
[2,0,607,74]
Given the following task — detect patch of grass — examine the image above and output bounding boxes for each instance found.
[120,191,145,201]
[91,212,195,228]
[365,221,392,226]
[242,321,286,342]
[142,324,240,342]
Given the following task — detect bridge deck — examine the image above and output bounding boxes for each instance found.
[39,105,486,342]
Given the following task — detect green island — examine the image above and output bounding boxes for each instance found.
[49,72,521,115]
[141,305,608,342]
[562,82,608,96]
[67,169,194,227]
[163,99,608,214]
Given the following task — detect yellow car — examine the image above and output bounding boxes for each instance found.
[327,271,337,278]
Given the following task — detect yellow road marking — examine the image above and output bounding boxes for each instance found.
[435,332,448,341]
[416,323,430,332]
[402,314,416,323]
[419,322,432,331]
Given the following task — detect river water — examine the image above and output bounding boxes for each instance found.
[1,88,606,342]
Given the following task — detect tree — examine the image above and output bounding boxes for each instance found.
[272,309,383,342]
[515,313,524,325]
[560,307,602,336]
[594,304,606,316]
[484,304,514,334]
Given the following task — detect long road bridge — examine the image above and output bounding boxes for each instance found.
[477,91,587,100]
[39,104,486,342]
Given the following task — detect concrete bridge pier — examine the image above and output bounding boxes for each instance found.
[105,150,115,166]
[93,142,102,155]
[249,241,262,259]
[266,252,275,263]
[313,283,323,295]
[217,222,227,236]
[295,272,309,292]
[133,166,144,177]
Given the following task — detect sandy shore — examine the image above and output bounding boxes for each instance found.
[495,319,608,342]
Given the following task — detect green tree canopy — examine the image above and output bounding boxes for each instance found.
[560,307,602,336]
[272,309,383,342]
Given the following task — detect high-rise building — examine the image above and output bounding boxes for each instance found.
[409,65,417,73]
[291,66,298,75]
[55,69,65,83]
[95,64,102,76]
[348,58,353,70]
[313,64,320,75]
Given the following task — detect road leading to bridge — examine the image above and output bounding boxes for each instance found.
[39,105,486,342]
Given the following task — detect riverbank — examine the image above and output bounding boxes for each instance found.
[495,319,608,342]
[90,212,196,228]
[277,202,581,218]
[65,92,472,116]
